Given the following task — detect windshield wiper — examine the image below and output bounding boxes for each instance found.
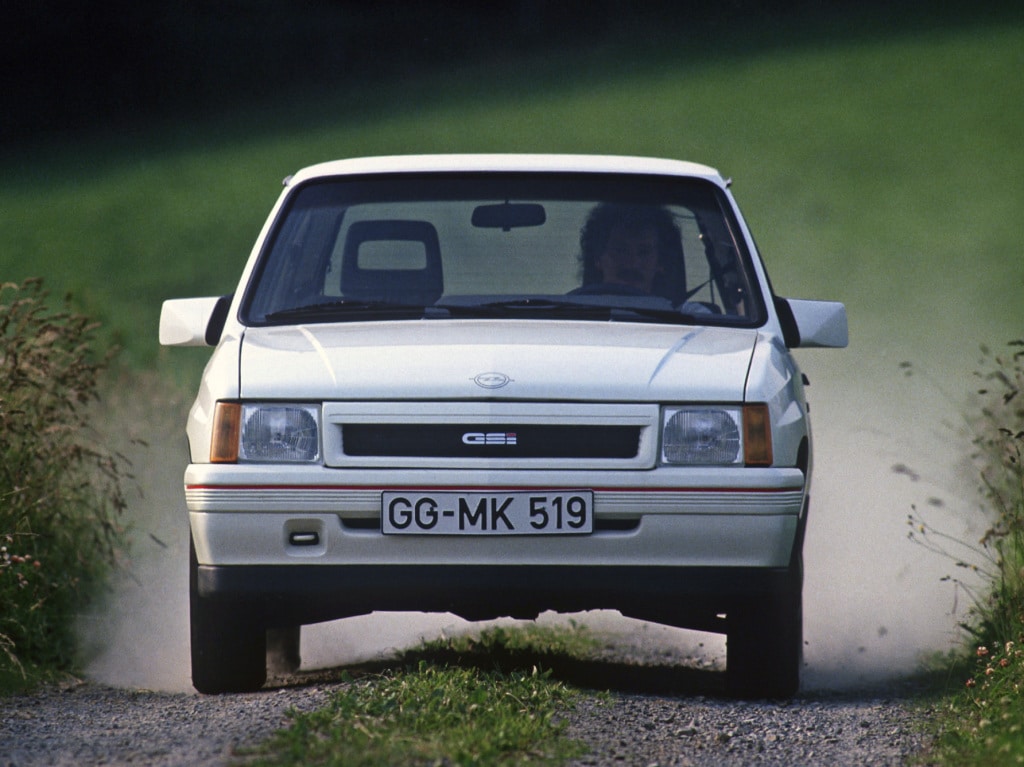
[436,299,611,319]
[439,299,698,324]
[264,300,428,323]
[481,299,610,315]
[266,298,702,325]
[607,305,701,324]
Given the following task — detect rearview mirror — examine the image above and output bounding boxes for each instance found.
[471,202,546,230]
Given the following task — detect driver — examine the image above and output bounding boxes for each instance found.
[577,203,683,297]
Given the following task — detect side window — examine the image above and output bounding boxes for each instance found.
[247,207,340,317]
[678,207,754,318]
[710,241,748,316]
[678,212,714,308]
[292,210,340,298]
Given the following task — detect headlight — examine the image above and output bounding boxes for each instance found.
[210,402,320,463]
[662,407,742,465]
[660,405,773,466]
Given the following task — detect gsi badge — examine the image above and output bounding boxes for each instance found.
[462,432,518,446]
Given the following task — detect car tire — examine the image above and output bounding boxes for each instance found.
[726,556,803,699]
[190,538,267,694]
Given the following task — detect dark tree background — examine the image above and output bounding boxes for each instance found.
[0,1,1015,142]
[1,1,628,140]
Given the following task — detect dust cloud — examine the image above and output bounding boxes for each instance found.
[78,379,194,692]
[81,334,996,693]
[798,346,988,690]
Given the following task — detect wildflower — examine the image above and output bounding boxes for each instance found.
[978,646,991,658]
[1000,658,1010,668]
[966,678,977,688]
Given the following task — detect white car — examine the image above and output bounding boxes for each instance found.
[160,154,847,697]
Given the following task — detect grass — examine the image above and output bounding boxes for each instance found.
[0,663,80,696]
[244,664,585,767]
[415,622,604,660]
[908,341,1024,764]
[928,641,1024,765]
[240,626,596,767]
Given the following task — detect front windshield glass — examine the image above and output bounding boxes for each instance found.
[242,172,765,327]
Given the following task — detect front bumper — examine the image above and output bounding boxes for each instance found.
[186,463,808,632]
[185,464,806,568]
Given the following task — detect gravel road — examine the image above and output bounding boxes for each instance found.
[565,688,929,766]
[2,663,931,767]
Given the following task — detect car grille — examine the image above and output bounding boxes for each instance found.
[342,424,641,459]
[322,402,660,469]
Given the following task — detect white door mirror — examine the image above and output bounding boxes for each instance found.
[785,299,848,348]
[159,297,223,347]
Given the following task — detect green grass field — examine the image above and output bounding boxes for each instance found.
[1,9,1020,371]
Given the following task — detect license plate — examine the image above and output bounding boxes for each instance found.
[382,490,593,535]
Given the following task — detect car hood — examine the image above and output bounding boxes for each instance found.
[238,321,758,401]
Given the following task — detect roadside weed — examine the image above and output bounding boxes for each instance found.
[921,340,1024,764]
[0,279,130,688]
[929,639,1024,765]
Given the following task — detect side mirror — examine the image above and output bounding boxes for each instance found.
[159,295,231,347]
[776,297,848,349]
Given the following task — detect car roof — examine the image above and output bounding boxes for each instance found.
[286,154,726,187]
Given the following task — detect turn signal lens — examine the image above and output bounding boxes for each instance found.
[210,402,242,463]
[743,404,773,466]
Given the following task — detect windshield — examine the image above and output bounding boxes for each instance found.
[242,173,765,327]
